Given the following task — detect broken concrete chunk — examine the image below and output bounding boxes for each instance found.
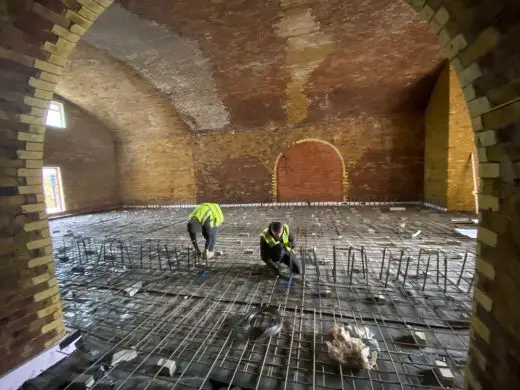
[396,328,427,347]
[70,374,95,390]
[71,266,85,273]
[423,360,455,387]
[124,281,143,297]
[111,349,138,366]
[244,249,254,255]
[236,240,243,245]
[215,250,224,256]
[156,358,177,377]
[239,232,250,237]
[371,294,387,304]
[434,360,455,387]
[411,330,427,347]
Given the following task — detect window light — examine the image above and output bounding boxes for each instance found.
[45,101,66,128]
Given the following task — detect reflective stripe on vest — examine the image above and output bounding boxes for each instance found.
[188,203,224,227]
[260,224,290,249]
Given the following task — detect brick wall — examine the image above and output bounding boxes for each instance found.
[0,0,519,387]
[194,113,425,203]
[447,67,478,212]
[425,64,450,206]
[44,98,119,214]
[424,64,477,211]
[277,140,343,202]
[56,42,196,205]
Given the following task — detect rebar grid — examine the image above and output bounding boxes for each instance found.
[45,206,475,389]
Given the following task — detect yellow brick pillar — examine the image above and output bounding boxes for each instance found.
[424,63,477,212]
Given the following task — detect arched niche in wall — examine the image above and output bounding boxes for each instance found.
[274,139,345,202]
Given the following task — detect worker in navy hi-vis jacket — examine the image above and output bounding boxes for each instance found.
[187,203,224,259]
[260,222,301,275]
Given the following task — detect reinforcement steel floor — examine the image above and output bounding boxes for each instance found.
[32,206,476,389]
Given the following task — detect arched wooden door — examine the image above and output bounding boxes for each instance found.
[276,140,343,202]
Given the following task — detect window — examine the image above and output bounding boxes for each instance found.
[42,167,66,214]
[45,101,66,128]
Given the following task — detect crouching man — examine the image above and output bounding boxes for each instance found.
[260,222,301,276]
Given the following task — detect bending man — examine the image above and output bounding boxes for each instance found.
[260,222,301,275]
[187,203,224,259]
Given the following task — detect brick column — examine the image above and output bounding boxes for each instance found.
[408,1,520,389]
[0,0,112,374]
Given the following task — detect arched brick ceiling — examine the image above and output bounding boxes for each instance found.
[78,0,443,132]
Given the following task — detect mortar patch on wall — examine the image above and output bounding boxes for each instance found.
[83,4,230,131]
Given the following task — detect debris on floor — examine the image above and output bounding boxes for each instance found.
[111,349,138,366]
[244,249,254,254]
[422,360,455,387]
[371,294,387,304]
[389,207,406,211]
[318,286,332,297]
[451,217,470,223]
[397,327,427,347]
[454,228,477,239]
[326,325,378,370]
[156,358,177,377]
[123,281,142,297]
[412,230,422,238]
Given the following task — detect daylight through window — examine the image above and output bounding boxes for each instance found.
[42,167,66,214]
[45,101,66,128]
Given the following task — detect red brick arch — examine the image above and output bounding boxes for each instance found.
[275,140,344,202]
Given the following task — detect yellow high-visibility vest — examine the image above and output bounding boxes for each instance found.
[188,203,224,228]
[260,224,291,250]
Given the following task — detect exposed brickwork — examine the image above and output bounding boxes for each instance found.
[56,41,425,205]
[447,65,478,212]
[425,64,449,206]
[0,2,519,389]
[86,0,444,131]
[0,0,112,375]
[424,64,477,211]
[276,140,343,202]
[56,42,196,205]
[193,113,425,203]
[44,98,119,214]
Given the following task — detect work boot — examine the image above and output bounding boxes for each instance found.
[205,249,215,259]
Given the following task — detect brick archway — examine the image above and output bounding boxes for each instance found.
[275,139,344,202]
[0,1,519,389]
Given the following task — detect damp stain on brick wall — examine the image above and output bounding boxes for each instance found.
[91,0,442,130]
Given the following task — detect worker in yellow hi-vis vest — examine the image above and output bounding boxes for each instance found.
[260,222,301,276]
[187,203,224,259]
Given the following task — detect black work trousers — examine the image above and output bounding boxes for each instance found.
[260,240,301,274]
[187,220,217,251]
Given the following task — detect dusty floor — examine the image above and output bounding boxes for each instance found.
[30,206,476,389]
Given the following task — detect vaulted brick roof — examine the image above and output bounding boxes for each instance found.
[73,0,443,131]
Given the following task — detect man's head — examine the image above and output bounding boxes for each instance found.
[270,222,284,238]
